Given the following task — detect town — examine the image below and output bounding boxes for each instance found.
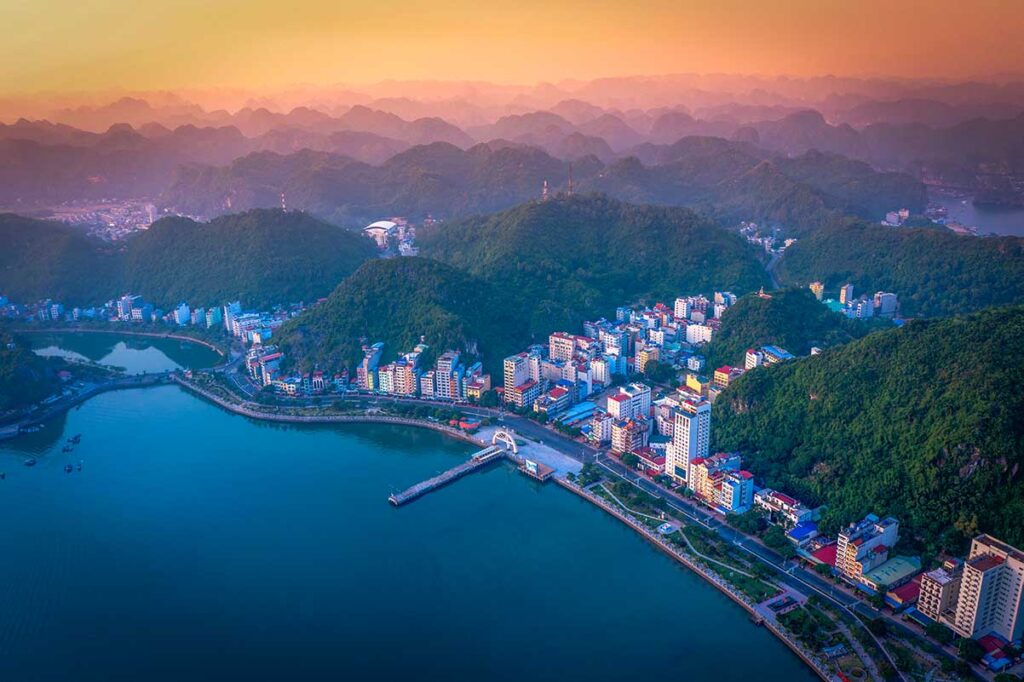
[3,277,1020,680]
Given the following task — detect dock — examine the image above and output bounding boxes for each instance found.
[388,444,508,506]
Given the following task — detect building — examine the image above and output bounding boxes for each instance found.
[635,343,660,374]
[835,515,900,584]
[754,489,813,527]
[610,417,649,454]
[205,307,223,328]
[685,323,713,345]
[689,452,741,505]
[874,292,898,317]
[717,469,755,513]
[223,301,241,332]
[419,370,436,398]
[761,345,795,365]
[534,386,571,416]
[809,281,824,301]
[589,411,614,444]
[665,398,710,484]
[839,283,855,305]
[356,342,384,391]
[435,351,462,400]
[505,379,540,410]
[918,559,963,625]
[951,535,1024,641]
[364,220,399,249]
[744,349,764,370]
[173,302,191,326]
[712,365,743,389]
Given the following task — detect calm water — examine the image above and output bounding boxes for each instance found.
[930,193,1024,237]
[0,337,817,682]
[30,331,222,374]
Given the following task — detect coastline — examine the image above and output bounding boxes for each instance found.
[12,326,228,358]
[554,478,835,682]
[5,374,836,681]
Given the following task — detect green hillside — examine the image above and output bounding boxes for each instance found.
[277,257,517,374]
[0,332,61,412]
[777,219,1024,317]
[713,306,1024,550]
[418,194,770,337]
[121,209,376,309]
[705,288,879,370]
[0,213,116,305]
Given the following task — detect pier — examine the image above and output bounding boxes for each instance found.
[388,444,508,506]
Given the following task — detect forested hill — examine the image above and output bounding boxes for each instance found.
[713,305,1024,551]
[417,194,770,338]
[0,210,376,309]
[0,332,61,412]
[704,288,879,370]
[121,209,376,308]
[277,257,517,374]
[777,219,1024,317]
[0,213,116,305]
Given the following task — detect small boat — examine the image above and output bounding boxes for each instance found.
[70,434,82,444]
[64,464,73,473]
[77,461,82,471]
[1,472,5,479]
[62,445,73,453]
[24,458,36,467]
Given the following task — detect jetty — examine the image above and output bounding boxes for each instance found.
[388,444,508,506]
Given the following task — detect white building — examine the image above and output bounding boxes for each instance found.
[952,535,1024,641]
[665,399,711,484]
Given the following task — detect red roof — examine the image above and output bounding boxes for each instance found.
[887,580,920,603]
[771,491,798,507]
[737,470,754,480]
[549,387,569,399]
[715,365,733,374]
[609,393,629,402]
[812,542,838,566]
[978,634,1007,654]
[872,544,889,554]
[514,379,537,391]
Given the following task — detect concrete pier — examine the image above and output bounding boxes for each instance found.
[388,445,507,506]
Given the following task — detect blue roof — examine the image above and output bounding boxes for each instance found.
[787,522,818,541]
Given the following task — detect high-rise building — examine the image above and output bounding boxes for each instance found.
[918,559,963,626]
[435,351,462,400]
[223,301,241,332]
[874,292,898,317]
[549,332,576,362]
[744,349,764,370]
[951,535,1024,641]
[173,302,191,326]
[673,297,691,320]
[665,398,711,484]
[839,283,855,305]
[503,353,529,402]
[809,281,824,301]
[356,342,384,391]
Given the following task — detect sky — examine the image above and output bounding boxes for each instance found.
[4,0,1024,95]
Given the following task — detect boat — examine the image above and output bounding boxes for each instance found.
[1,472,5,479]
[77,461,82,471]
[64,464,73,473]
[62,445,73,453]
[24,458,36,467]
[69,434,82,444]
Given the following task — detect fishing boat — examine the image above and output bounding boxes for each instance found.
[24,458,36,467]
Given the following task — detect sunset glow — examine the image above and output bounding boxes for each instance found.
[4,0,1024,95]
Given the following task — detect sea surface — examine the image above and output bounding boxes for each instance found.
[929,192,1024,237]
[1,338,818,682]
[30,331,222,373]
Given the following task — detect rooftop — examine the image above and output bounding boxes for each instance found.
[863,555,922,587]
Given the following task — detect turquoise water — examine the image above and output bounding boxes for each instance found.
[30,331,221,374]
[0,337,818,681]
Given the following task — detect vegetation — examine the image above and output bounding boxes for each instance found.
[122,209,376,308]
[705,288,882,369]
[0,213,116,305]
[0,209,375,309]
[418,194,770,339]
[276,257,517,375]
[0,332,62,412]
[777,218,1024,317]
[713,305,1024,549]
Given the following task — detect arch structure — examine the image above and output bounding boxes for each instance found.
[491,429,518,455]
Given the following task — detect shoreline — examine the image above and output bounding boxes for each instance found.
[5,375,835,681]
[13,326,228,358]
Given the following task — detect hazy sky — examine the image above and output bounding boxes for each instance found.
[4,0,1024,94]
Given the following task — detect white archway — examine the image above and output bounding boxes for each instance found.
[492,429,518,454]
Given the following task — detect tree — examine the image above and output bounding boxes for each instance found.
[958,638,984,663]
[762,525,789,550]
[867,618,888,637]
[925,623,954,645]
[621,453,640,469]
[727,508,765,535]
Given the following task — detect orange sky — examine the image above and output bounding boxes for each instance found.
[4,0,1024,95]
